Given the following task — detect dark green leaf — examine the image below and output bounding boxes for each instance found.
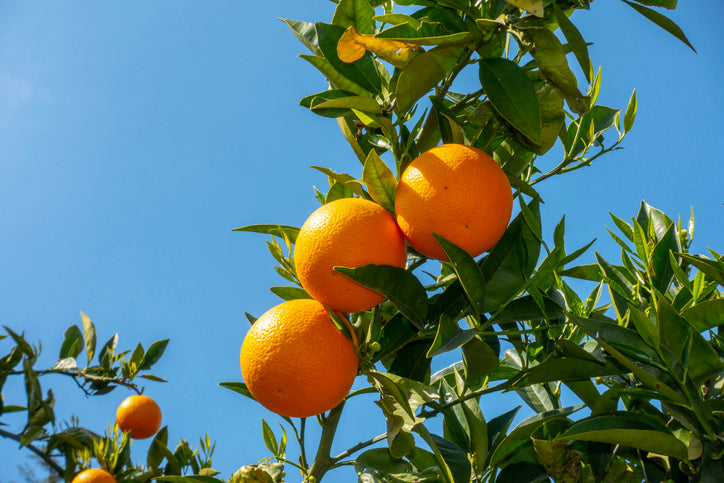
[427,315,475,358]
[335,264,429,327]
[479,58,541,145]
[232,224,300,244]
[462,336,499,386]
[435,234,486,314]
[60,325,83,360]
[139,339,169,371]
[218,382,255,401]
[681,299,724,332]
[491,294,565,324]
[429,433,471,483]
[556,412,688,460]
[622,0,695,52]
[679,253,724,286]
[316,22,382,95]
[553,4,592,82]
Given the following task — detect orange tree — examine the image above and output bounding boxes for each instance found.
[223,0,724,482]
[3,1,723,483]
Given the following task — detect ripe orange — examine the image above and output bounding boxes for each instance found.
[239,299,359,418]
[293,197,407,313]
[394,143,512,261]
[116,394,162,439]
[71,468,116,483]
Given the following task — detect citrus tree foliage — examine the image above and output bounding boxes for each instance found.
[0,315,218,481]
[225,1,723,482]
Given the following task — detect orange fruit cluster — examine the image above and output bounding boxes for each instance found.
[240,143,512,418]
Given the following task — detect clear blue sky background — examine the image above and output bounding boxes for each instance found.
[1,1,722,482]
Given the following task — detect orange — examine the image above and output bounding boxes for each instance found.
[394,143,512,261]
[239,299,359,418]
[116,394,162,439]
[71,468,116,483]
[293,197,407,313]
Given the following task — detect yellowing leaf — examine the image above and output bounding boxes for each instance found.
[506,0,545,18]
[337,26,422,68]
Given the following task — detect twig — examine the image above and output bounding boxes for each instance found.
[0,428,65,476]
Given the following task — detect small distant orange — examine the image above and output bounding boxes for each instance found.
[293,197,407,313]
[394,143,512,261]
[71,468,116,483]
[239,299,359,418]
[116,394,162,439]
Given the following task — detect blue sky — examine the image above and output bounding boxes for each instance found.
[1,1,722,482]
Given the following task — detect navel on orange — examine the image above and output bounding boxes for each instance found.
[239,299,359,418]
[394,143,512,261]
[71,468,116,483]
[116,394,162,440]
[293,197,407,313]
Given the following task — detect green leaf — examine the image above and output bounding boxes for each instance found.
[139,339,169,371]
[650,223,677,293]
[658,298,722,383]
[269,286,312,301]
[218,382,255,401]
[377,22,471,46]
[490,294,565,324]
[261,419,279,457]
[80,312,96,364]
[513,357,624,387]
[622,0,696,53]
[490,405,584,466]
[568,313,686,404]
[334,264,428,327]
[462,336,499,385]
[479,58,541,145]
[434,234,486,315]
[624,88,637,133]
[679,253,724,286]
[396,46,460,113]
[281,18,321,55]
[311,165,367,197]
[553,4,592,82]
[681,299,724,332]
[556,412,688,460]
[524,27,587,113]
[59,325,83,360]
[311,94,381,118]
[363,150,397,212]
[232,224,300,244]
[481,198,542,313]
[300,54,371,97]
[533,80,565,155]
[427,314,474,358]
[332,0,376,35]
[428,433,471,483]
[506,0,544,17]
